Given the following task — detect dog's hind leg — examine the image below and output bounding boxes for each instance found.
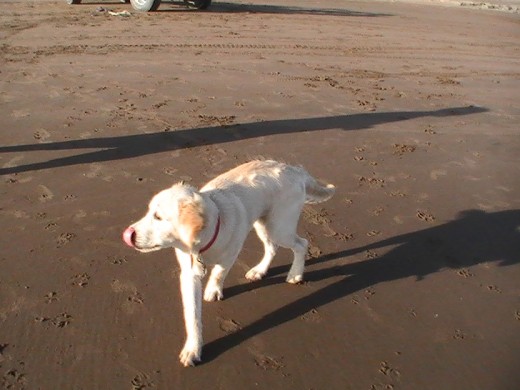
[285,235,308,284]
[262,202,308,284]
[245,220,278,281]
[204,264,230,302]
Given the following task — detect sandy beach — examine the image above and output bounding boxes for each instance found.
[1,0,519,388]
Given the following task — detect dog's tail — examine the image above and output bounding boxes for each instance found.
[304,173,335,204]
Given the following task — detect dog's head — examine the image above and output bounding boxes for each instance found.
[123,183,207,253]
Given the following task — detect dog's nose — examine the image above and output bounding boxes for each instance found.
[122,226,136,248]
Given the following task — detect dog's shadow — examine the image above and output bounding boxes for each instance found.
[202,209,520,363]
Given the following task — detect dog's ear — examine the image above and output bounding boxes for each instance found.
[178,193,206,250]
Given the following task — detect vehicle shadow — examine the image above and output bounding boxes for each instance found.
[74,0,392,16]
[200,2,392,17]
[0,106,486,175]
[202,209,520,363]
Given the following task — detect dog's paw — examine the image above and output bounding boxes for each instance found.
[286,274,303,284]
[245,268,266,281]
[179,344,201,367]
[203,286,224,302]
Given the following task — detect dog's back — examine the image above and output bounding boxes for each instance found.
[202,159,335,206]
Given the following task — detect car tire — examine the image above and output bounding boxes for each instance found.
[130,0,161,12]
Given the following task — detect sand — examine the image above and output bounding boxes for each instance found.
[1,0,519,389]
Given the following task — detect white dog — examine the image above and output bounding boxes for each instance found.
[122,160,335,366]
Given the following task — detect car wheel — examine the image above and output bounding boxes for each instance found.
[130,0,161,12]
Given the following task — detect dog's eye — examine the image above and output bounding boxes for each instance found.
[153,212,163,221]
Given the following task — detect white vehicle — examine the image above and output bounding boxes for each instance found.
[66,0,212,12]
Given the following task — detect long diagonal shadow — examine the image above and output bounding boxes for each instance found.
[202,209,520,363]
[0,106,487,175]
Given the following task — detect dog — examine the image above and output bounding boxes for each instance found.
[122,160,335,366]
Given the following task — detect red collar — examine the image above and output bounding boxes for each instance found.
[199,215,220,254]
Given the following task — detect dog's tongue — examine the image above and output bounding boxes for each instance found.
[122,227,135,248]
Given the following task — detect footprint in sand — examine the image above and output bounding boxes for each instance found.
[54,313,73,328]
[108,255,127,265]
[300,308,322,323]
[70,273,90,287]
[302,206,331,226]
[416,210,435,222]
[358,175,385,188]
[33,128,50,142]
[218,317,242,333]
[131,373,155,390]
[457,268,473,278]
[484,284,501,293]
[163,167,178,176]
[1,368,27,389]
[122,292,144,314]
[127,292,144,304]
[37,185,54,202]
[379,360,401,379]
[393,143,416,156]
[424,125,437,134]
[371,206,385,216]
[44,222,58,231]
[252,352,285,371]
[364,288,376,300]
[44,292,58,303]
[453,329,466,340]
[56,232,76,248]
[370,383,394,390]
[307,244,322,258]
[111,279,143,314]
[389,190,406,197]
[37,313,73,328]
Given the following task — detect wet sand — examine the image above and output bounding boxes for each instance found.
[1,1,519,389]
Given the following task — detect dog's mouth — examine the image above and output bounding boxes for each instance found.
[122,226,162,253]
[134,245,162,253]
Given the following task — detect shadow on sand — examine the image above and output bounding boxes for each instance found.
[189,2,392,17]
[76,1,393,17]
[0,106,486,175]
[202,209,520,363]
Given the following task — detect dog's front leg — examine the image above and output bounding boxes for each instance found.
[176,249,203,367]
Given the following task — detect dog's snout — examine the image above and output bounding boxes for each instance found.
[122,226,136,248]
